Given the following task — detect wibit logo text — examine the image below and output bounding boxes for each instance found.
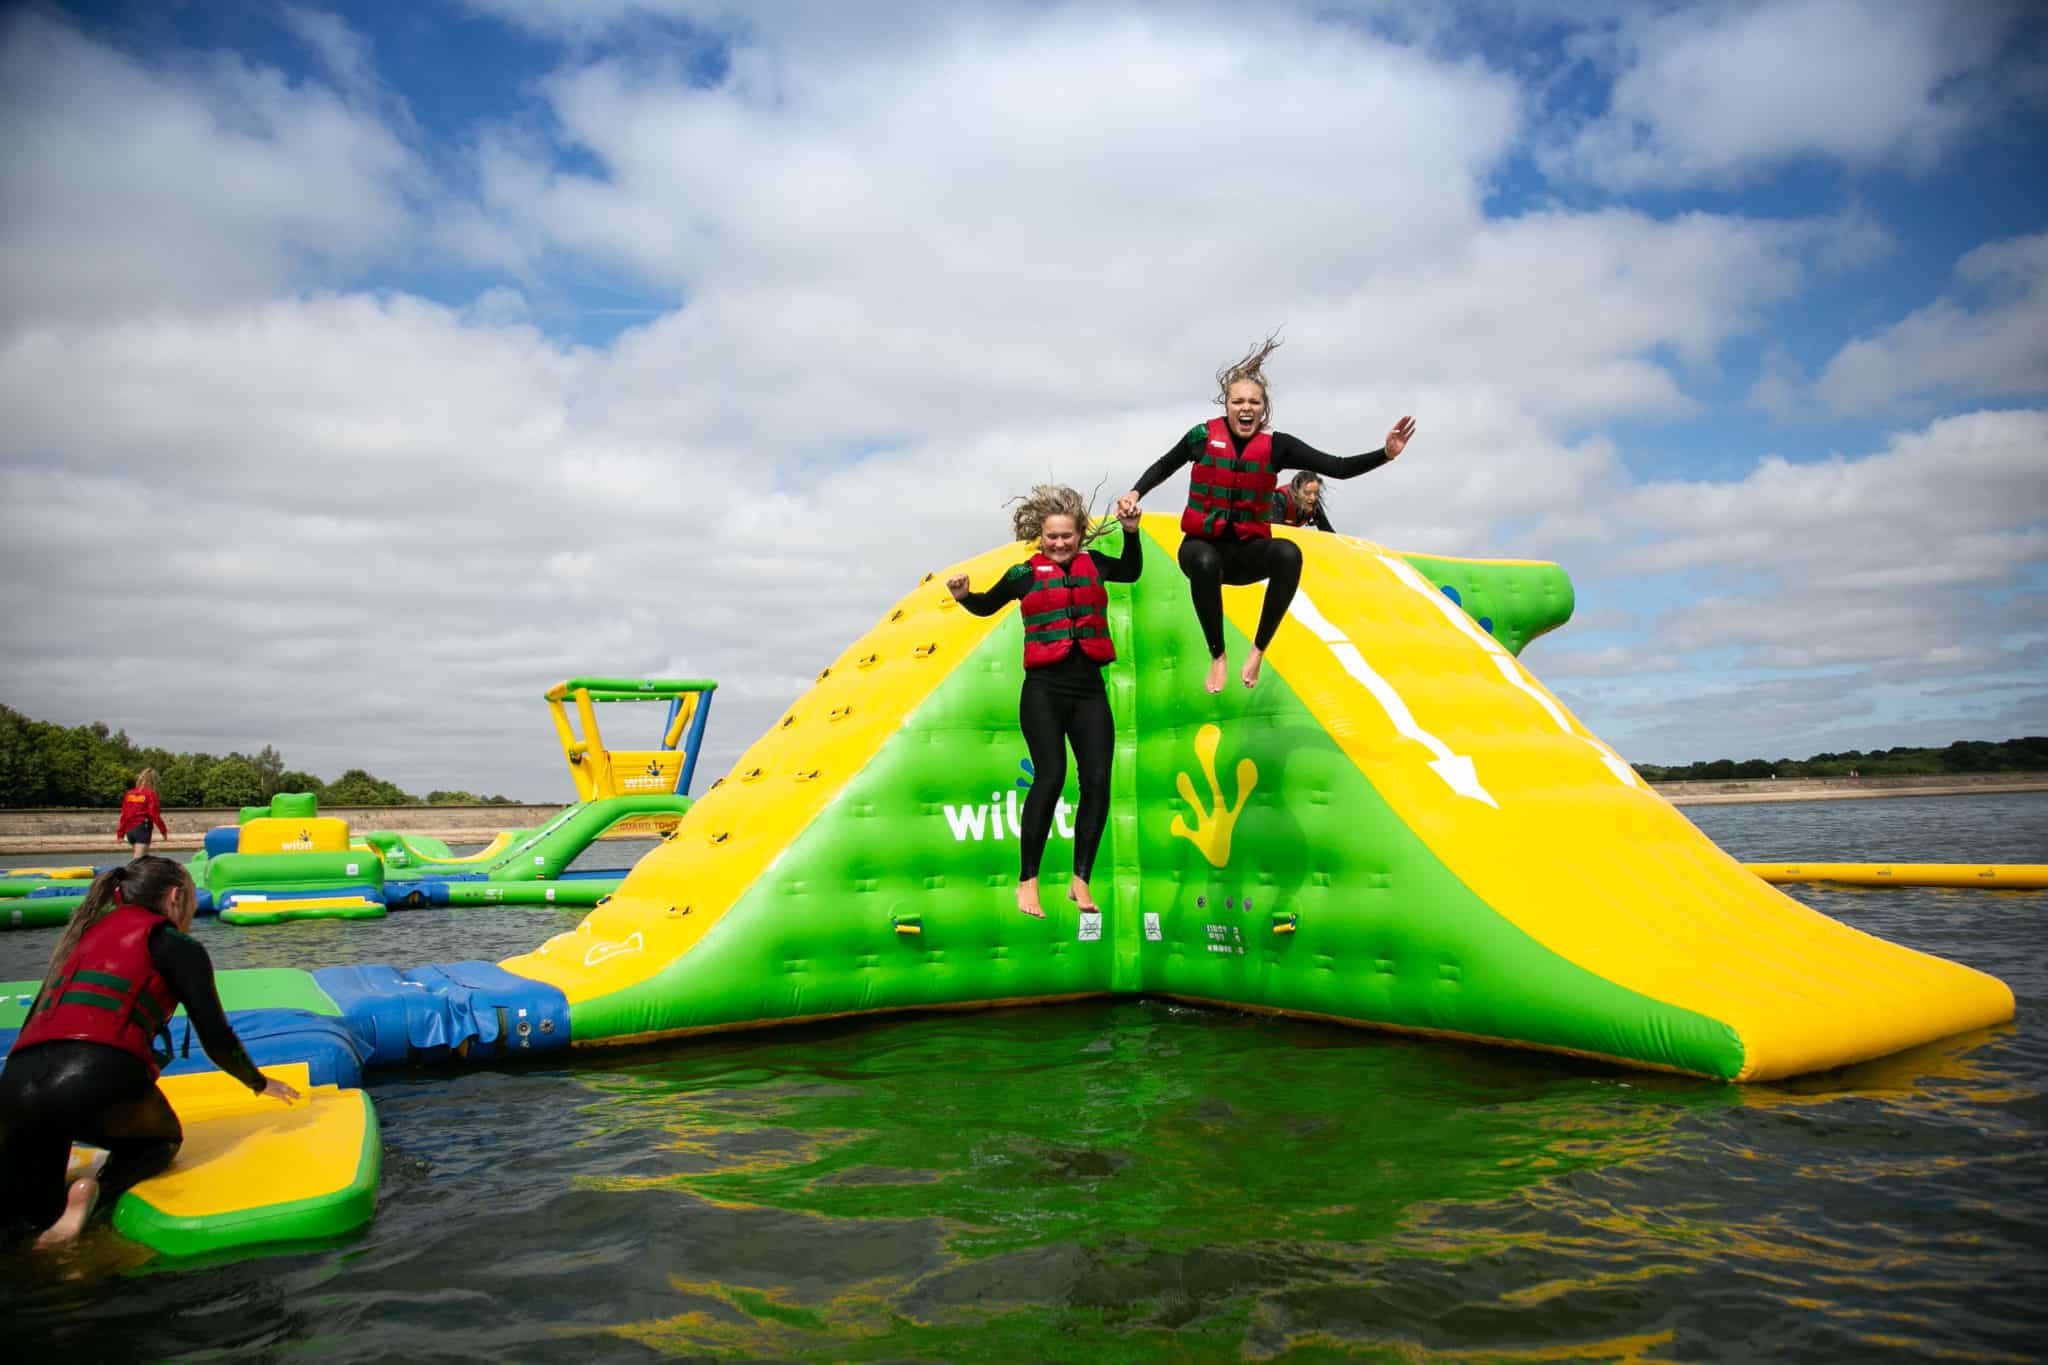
[941,788,1079,842]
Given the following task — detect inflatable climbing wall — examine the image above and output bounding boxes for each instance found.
[503,517,2014,1080]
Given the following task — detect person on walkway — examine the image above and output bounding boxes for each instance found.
[0,857,299,1248]
[116,769,169,860]
[1116,336,1413,690]
[947,488,1142,919]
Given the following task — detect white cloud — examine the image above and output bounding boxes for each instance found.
[0,8,420,329]
[1814,232,2048,412]
[1541,0,2034,190]
[1534,409,2048,759]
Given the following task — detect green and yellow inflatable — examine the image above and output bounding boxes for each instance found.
[502,517,2014,1081]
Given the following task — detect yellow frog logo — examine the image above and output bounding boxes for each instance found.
[1169,724,1258,868]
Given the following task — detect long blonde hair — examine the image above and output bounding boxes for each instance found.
[134,767,159,791]
[36,856,192,1007]
[1007,483,1113,548]
[1213,332,1283,430]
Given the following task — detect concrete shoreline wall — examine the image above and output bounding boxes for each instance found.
[3,776,2046,854]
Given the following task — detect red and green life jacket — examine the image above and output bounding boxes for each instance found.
[1019,551,1116,668]
[1180,417,1276,541]
[11,902,178,1074]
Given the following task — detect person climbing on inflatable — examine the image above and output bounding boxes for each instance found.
[1115,335,1414,691]
[1271,472,1335,533]
[947,487,1142,920]
[0,856,300,1248]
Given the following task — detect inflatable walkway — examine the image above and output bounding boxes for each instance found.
[493,516,2013,1081]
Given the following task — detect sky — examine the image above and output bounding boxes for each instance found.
[1,0,2044,801]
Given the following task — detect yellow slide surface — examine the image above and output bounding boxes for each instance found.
[1198,523,2014,1080]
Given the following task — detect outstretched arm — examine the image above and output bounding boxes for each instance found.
[1272,417,1416,480]
[152,925,289,1098]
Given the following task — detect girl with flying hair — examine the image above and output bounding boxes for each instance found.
[0,857,298,1248]
[1116,335,1415,691]
[948,485,1143,919]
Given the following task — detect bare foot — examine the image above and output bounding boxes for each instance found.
[1068,876,1097,912]
[1241,647,1264,688]
[1016,879,1045,919]
[1204,655,1227,694]
[34,1177,97,1248]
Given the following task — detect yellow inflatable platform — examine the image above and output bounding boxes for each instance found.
[69,1064,380,1258]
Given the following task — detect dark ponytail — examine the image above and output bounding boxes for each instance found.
[36,856,193,1006]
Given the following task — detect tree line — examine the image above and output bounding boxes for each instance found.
[0,703,522,809]
[1632,737,2048,783]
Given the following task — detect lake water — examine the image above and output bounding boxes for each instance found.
[4,794,2043,1362]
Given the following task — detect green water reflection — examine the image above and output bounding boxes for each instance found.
[551,1001,1763,1361]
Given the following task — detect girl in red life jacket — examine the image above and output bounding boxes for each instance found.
[946,486,1143,920]
[1272,472,1335,533]
[116,767,170,859]
[0,857,300,1249]
[1115,335,1415,692]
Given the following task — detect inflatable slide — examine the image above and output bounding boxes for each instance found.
[497,517,2014,1081]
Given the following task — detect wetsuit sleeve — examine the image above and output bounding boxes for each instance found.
[150,924,268,1094]
[1098,527,1143,583]
[958,562,1033,617]
[1271,432,1390,481]
[1311,501,1335,533]
[1132,425,1206,499]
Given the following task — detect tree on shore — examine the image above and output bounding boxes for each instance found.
[0,703,521,807]
[1632,736,2048,783]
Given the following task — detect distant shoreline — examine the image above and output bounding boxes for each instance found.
[2,775,2045,856]
[1646,772,2048,806]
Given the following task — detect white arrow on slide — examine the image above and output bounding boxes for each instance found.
[1380,556,1644,790]
[1292,592,1499,808]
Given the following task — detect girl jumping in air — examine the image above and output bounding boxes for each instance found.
[1115,336,1415,691]
[948,487,1142,920]
[0,857,299,1248]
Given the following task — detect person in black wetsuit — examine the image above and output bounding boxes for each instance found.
[0,856,299,1248]
[1272,472,1336,533]
[947,486,1143,920]
[1115,336,1414,691]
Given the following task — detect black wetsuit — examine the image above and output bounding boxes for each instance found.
[0,922,267,1243]
[1134,428,1386,657]
[957,530,1142,883]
